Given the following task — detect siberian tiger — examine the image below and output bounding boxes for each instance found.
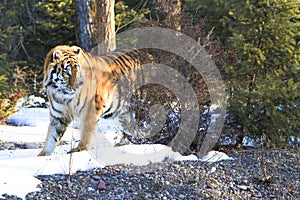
[38,45,152,156]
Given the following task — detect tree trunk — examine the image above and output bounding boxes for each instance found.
[76,0,116,53]
[76,0,93,51]
[95,0,116,54]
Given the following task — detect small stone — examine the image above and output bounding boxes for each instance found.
[98,181,106,190]
[23,143,39,149]
[88,187,95,192]
[56,184,63,190]
[242,179,249,184]
[207,182,217,189]
[92,175,101,180]
[179,194,185,199]
[208,167,217,174]
[237,185,249,190]
[205,189,222,197]
[229,182,235,189]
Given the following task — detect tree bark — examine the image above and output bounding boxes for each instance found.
[95,0,116,54]
[76,0,93,51]
[76,0,116,53]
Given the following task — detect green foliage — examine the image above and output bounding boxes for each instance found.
[0,0,76,121]
[115,0,150,32]
[29,0,76,62]
[190,0,300,147]
[186,0,300,147]
[0,0,298,148]
[228,0,300,147]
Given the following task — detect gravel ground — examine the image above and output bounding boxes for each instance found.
[1,147,299,200]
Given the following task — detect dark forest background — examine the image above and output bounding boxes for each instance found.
[0,0,299,150]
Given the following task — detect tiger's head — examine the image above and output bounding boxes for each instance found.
[43,45,84,95]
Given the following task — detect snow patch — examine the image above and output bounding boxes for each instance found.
[0,108,233,199]
[199,150,234,163]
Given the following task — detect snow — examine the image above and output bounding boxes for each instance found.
[0,108,233,199]
[199,150,234,163]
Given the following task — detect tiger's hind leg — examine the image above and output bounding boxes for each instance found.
[38,116,71,156]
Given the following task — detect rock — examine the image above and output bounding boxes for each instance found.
[98,181,106,190]
[237,185,250,190]
[23,143,39,149]
[208,166,216,174]
[92,175,101,180]
[205,188,222,197]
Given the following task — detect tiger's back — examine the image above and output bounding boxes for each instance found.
[38,45,152,156]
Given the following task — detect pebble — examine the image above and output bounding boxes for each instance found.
[23,143,39,149]
[92,175,101,180]
[205,188,222,197]
[20,150,300,199]
[98,181,106,190]
[237,185,249,190]
[208,166,217,174]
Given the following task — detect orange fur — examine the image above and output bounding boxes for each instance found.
[38,45,152,156]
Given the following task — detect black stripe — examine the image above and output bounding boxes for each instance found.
[112,57,127,73]
[50,100,63,114]
[65,96,73,104]
[102,103,113,117]
[117,55,135,70]
[113,100,124,117]
[101,55,115,65]
[78,96,87,114]
[76,93,82,107]
[52,134,58,143]
[123,49,140,61]
[52,94,64,104]
[106,53,120,63]
[51,90,73,104]
[50,113,65,125]
[105,98,122,119]
[62,89,73,95]
[102,112,113,119]
[46,70,57,87]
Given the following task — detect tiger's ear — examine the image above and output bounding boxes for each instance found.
[52,50,63,61]
[74,48,80,54]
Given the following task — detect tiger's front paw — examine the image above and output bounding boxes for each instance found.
[68,146,88,154]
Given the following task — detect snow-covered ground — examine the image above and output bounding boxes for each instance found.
[0,107,233,199]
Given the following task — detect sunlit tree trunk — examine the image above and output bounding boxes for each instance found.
[76,0,116,53]
[95,0,116,53]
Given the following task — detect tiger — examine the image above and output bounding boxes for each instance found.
[38,45,153,156]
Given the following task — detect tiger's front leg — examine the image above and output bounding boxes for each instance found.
[38,116,70,156]
[68,105,98,153]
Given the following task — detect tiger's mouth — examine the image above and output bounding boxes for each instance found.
[48,72,76,95]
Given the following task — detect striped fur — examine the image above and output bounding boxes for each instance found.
[38,45,152,156]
